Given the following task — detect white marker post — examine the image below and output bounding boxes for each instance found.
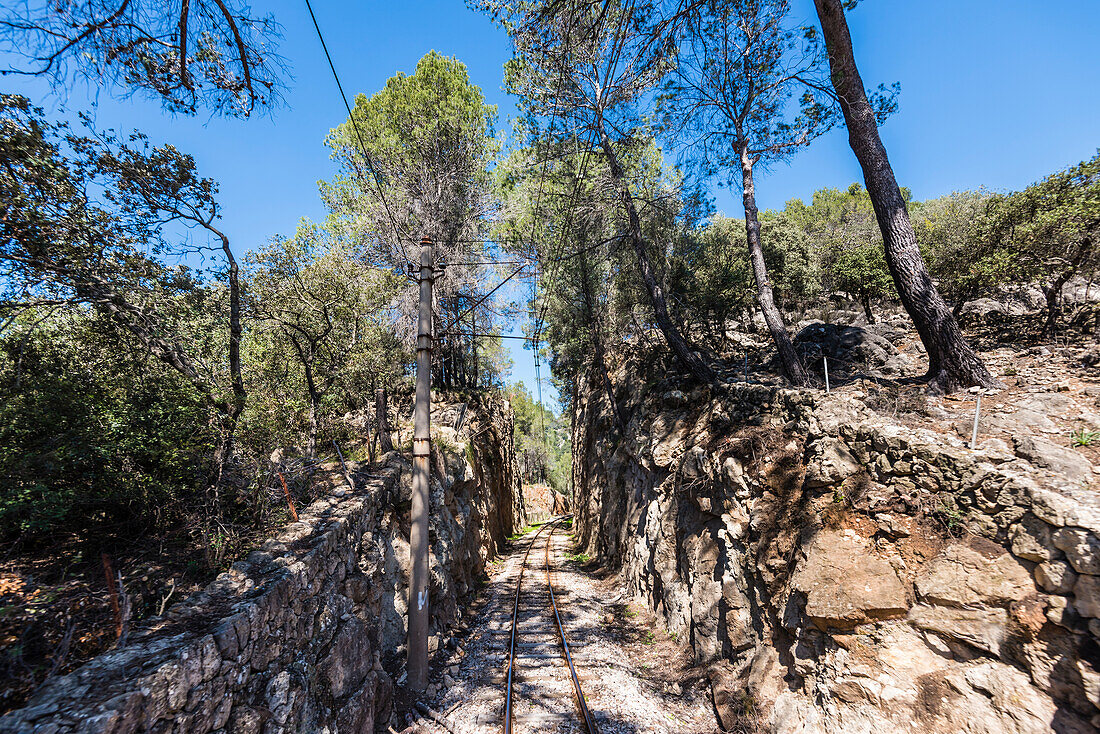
[823,356,830,394]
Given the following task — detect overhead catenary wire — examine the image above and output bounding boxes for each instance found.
[516,5,587,461]
[440,262,528,334]
[532,133,598,347]
[303,0,410,264]
[440,331,537,341]
[526,131,601,458]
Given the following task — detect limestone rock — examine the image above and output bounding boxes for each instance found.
[791,530,909,630]
[915,541,1034,607]
[335,673,382,734]
[322,620,371,699]
[1074,575,1100,618]
[707,660,742,731]
[1035,560,1077,594]
[1028,483,1100,533]
[1009,515,1056,562]
[792,322,909,376]
[907,604,1009,656]
[1045,594,1076,628]
[804,438,861,488]
[0,396,524,734]
[957,662,1088,734]
[1053,527,1100,575]
[1014,435,1094,482]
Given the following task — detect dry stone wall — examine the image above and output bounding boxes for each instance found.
[572,349,1100,734]
[1,394,524,734]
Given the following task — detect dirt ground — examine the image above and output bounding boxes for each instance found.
[402,520,719,734]
[836,314,1100,467]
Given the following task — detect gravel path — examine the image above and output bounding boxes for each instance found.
[418,520,719,734]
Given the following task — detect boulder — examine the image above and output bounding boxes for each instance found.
[1013,435,1094,483]
[1029,483,1100,533]
[792,321,910,376]
[1035,560,1078,595]
[908,604,1009,656]
[1074,575,1100,618]
[961,297,1008,318]
[707,660,743,731]
[1052,527,1100,575]
[915,541,1034,607]
[804,438,862,488]
[321,619,372,699]
[1009,515,1056,562]
[791,530,909,630]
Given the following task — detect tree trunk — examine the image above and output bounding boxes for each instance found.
[814,0,998,392]
[471,311,479,388]
[1042,244,1087,337]
[213,230,245,485]
[861,292,875,324]
[597,124,716,385]
[578,247,626,430]
[303,361,319,460]
[1042,274,1071,338]
[376,387,394,452]
[739,148,808,385]
[307,401,318,461]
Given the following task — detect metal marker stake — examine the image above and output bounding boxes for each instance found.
[824,356,830,394]
[970,392,982,449]
[744,353,749,383]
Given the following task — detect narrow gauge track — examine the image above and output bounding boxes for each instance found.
[503,518,599,734]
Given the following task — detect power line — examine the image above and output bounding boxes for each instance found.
[440,331,536,342]
[442,260,529,267]
[303,0,409,262]
[394,237,532,245]
[532,135,597,346]
[523,4,583,450]
[440,263,528,334]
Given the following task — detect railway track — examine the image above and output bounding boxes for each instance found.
[502,517,599,734]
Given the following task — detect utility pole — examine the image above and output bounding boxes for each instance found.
[409,236,433,692]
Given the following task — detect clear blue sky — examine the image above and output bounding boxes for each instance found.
[4,0,1098,412]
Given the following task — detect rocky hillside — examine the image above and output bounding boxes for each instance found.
[572,336,1099,733]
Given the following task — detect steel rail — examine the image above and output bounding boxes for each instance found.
[545,520,599,734]
[503,521,554,734]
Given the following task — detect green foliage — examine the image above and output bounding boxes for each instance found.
[1071,429,1100,447]
[780,183,893,321]
[985,153,1100,330]
[669,216,754,340]
[493,134,679,394]
[991,153,1100,277]
[322,51,509,388]
[0,310,215,538]
[914,190,1014,313]
[917,154,1098,329]
[244,219,405,456]
[935,496,965,531]
[0,1,285,117]
[506,381,570,494]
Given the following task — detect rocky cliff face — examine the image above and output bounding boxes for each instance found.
[572,348,1099,733]
[0,393,524,734]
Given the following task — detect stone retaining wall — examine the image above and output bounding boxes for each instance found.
[1,394,523,734]
[572,351,1099,733]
